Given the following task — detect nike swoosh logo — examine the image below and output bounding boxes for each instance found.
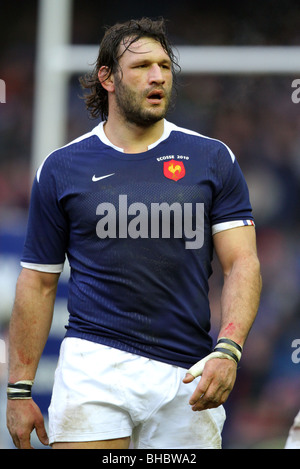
[92,173,115,182]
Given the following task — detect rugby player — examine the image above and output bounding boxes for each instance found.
[6,18,261,449]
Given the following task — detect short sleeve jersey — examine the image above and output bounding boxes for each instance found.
[21,120,254,369]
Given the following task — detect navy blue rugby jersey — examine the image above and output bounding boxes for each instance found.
[21,120,254,369]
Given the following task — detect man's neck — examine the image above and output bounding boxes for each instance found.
[103,116,165,154]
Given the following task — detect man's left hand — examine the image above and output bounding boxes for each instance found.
[183,358,237,411]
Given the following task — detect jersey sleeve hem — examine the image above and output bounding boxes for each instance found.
[20,262,64,273]
[212,219,255,236]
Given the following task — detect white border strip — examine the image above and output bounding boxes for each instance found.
[21,262,64,273]
[212,220,255,236]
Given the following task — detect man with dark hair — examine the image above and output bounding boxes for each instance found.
[7,18,261,449]
[80,17,179,121]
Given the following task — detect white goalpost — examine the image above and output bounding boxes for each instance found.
[31,0,300,175]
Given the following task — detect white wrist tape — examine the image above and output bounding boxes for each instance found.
[187,351,237,378]
[7,380,34,400]
[187,338,242,378]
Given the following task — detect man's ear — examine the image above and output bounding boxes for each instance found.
[98,66,115,92]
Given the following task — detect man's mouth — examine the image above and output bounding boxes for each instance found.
[146,89,164,104]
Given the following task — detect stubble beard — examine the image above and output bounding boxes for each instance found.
[114,78,173,127]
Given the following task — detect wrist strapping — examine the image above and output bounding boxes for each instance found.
[214,337,242,363]
[7,380,34,400]
[187,338,243,378]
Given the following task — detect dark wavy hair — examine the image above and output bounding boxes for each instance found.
[79,17,180,121]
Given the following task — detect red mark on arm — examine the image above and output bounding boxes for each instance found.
[17,350,33,366]
[224,323,236,335]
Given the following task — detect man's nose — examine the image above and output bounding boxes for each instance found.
[148,64,165,84]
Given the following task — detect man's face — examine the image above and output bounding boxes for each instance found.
[113,37,173,126]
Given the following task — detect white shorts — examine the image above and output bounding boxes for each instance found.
[48,338,226,449]
[285,410,300,449]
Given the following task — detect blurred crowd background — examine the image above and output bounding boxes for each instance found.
[1,0,300,449]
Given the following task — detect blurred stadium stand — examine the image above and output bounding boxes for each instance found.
[1,0,300,449]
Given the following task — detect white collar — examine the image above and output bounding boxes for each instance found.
[94,119,175,153]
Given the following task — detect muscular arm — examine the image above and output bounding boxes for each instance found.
[7,268,60,448]
[214,225,262,346]
[9,268,59,381]
[184,226,262,410]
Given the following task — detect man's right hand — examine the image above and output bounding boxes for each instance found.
[7,399,49,449]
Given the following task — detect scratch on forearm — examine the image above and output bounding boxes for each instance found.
[223,323,236,335]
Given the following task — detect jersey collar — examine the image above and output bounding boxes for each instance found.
[94,119,174,153]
